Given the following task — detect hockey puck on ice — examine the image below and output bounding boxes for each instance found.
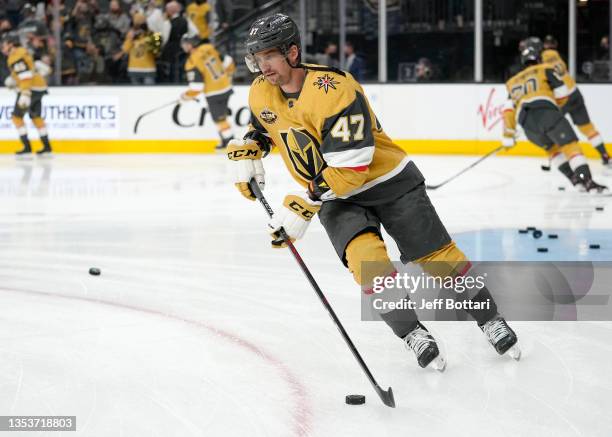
[518,229,528,234]
[537,248,549,253]
[596,207,604,211]
[345,394,365,405]
[527,227,536,231]
[541,165,551,171]
[548,234,559,239]
[533,230,543,239]
[589,244,601,249]
[558,187,566,191]
[89,267,101,276]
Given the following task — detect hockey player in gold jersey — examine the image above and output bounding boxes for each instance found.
[538,35,609,165]
[226,14,521,370]
[1,32,52,157]
[503,45,607,193]
[180,34,234,150]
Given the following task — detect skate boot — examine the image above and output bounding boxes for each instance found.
[15,146,32,159]
[479,314,521,360]
[403,323,446,371]
[36,144,53,157]
[583,178,608,194]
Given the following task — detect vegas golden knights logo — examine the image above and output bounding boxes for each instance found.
[280,128,325,180]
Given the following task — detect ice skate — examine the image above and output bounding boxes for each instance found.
[404,323,446,371]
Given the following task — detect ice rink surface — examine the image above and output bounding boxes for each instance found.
[1,154,611,436]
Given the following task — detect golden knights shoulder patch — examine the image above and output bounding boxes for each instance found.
[313,73,339,94]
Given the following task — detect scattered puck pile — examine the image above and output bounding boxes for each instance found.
[518,223,603,253]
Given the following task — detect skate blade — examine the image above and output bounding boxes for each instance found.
[507,345,521,361]
[15,155,33,160]
[430,355,447,372]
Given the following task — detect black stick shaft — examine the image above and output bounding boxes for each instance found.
[426,145,503,190]
[133,99,179,134]
[248,180,395,408]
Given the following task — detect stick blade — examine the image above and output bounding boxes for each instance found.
[375,386,396,408]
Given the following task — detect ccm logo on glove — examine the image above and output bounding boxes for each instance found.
[288,200,317,220]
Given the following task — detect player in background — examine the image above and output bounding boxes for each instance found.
[226,14,521,371]
[180,34,234,150]
[186,0,212,42]
[537,35,609,165]
[503,45,607,193]
[1,32,53,157]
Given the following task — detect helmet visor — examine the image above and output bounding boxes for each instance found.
[244,50,286,73]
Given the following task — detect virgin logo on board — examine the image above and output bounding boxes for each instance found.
[477,88,504,132]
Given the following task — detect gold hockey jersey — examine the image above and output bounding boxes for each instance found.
[541,49,576,93]
[502,63,569,136]
[187,2,211,39]
[184,42,232,97]
[7,47,47,92]
[122,33,157,73]
[247,66,424,205]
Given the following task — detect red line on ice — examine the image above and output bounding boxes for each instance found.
[1,287,313,437]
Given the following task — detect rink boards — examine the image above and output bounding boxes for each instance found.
[0,83,610,157]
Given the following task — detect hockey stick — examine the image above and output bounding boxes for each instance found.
[133,99,179,134]
[248,179,396,408]
[426,145,504,190]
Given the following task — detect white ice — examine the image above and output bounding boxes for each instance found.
[0,154,611,437]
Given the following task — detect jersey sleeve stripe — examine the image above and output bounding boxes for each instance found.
[322,146,375,168]
[553,85,570,99]
[17,71,33,80]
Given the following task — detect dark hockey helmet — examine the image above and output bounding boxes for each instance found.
[544,35,558,49]
[524,36,543,55]
[520,46,540,66]
[180,33,201,49]
[245,13,301,72]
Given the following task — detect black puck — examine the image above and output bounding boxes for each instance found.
[589,244,601,249]
[518,229,528,234]
[548,234,559,239]
[558,187,566,191]
[541,165,551,171]
[345,394,365,405]
[527,227,536,231]
[596,207,604,212]
[533,230,543,239]
[537,248,549,253]
[89,267,101,276]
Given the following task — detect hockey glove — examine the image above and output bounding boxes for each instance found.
[226,139,265,201]
[17,91,31,109]
[4,76,16,90]
[268,192,321,248]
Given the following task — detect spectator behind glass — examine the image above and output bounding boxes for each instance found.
[61,33,78,84]
[187,0,211,40]
[5,0,24,28]
[67,0,96,80]
[598,36,609,61]
[115,13,158,85]
[159,1,196,82]
[93,14,123,82]
[106,0,131,36]
[0,18,13,82]
[345,40,365,81]
[18,2,47,42]
[310,41,339,69]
